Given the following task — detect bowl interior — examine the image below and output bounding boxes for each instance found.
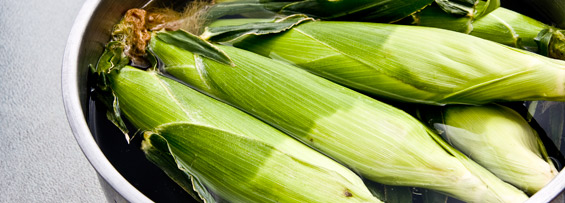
[66,0,565,202]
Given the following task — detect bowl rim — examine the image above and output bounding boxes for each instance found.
[61,0,565,202]
[61,0,152,202]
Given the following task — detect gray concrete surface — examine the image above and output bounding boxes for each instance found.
[0,0,107,202]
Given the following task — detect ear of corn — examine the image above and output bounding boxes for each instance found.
[210,0,435,23]
[418,6,542,46]
[466,7,558,55]
[414,6,565,60]
[429,104,559,195]
[144,123,382,203]
[95,42,381,202]
[206,20,565,105]
[119,67,381,203]
[149,29,529,202]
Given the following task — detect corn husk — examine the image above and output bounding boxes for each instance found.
[434,0,499,17]
[94,43,381,202]
[140,131,213,202]
[149,29,529,202]
[204,19,565,105]
[414,6,565,60]
[429,104,559,195]
[208,0,435,23]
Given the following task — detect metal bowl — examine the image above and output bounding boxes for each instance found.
[62,0,565,202]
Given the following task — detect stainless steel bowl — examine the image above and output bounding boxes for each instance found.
[62,0,565,202]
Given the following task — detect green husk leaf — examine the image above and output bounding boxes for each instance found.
[413,0,499,33]
[435,0,475,16]
[416,4,473,33]
[150,34,529,202]
[474,0,499,18]
[536,29,554,57]
[433,0,498,17]
[141,133,214,203]
[92,41,130,138]
[96,41,130,75]
[201,14,314,43]
[213,0,435,23]
[154,30,234,66]
[205,1,279,21]
[207,18,272,28]
[106,92,129,140]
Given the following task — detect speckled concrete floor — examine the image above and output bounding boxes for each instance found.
[0,0,106,202]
